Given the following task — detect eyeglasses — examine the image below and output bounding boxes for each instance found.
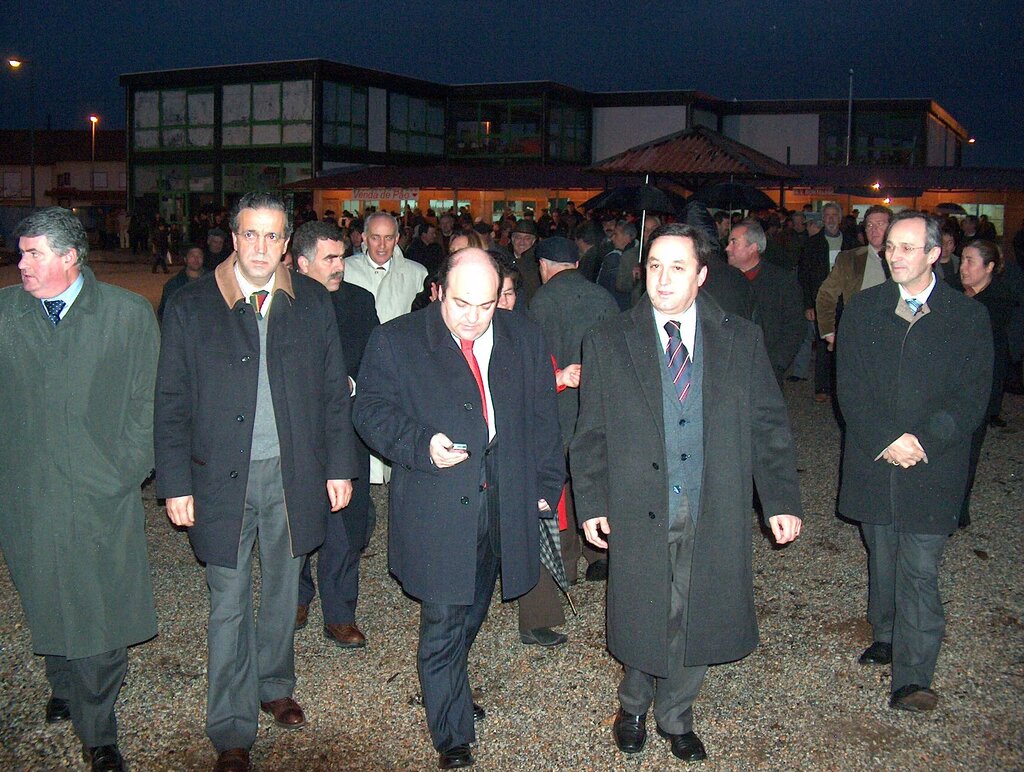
[237,230,284,244]
[884,242,927,257]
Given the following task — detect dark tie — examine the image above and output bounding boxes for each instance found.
[906,297,923,316]
[664,320,691,404]
[44,299,66,326]
[249,290,269,319]
[460,338,489,427]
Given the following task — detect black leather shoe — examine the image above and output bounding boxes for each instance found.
[520,627,568,647]
[890,684,939,712]
[472,702,486,722]
[858,641,892,665]
[657,726,708,761]
[45,696,71,723]
[82,744,125,771]
[438,744,474,768]
[612,709,647,753]
[585,559,608,581]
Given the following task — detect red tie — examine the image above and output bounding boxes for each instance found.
[460,338,489,427]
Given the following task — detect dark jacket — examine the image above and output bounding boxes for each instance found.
[702,257,756,322]
[514,245,542,304]
[0,268,159,658]
[353,304,565,605]
[333,282,380,380]
[157,267,204,323]
[798,229,857,310]
[571,296,802,675]
[836,279,992,534]
[748,260,806,381]
[528,268,619,447]
[154,259,358,567]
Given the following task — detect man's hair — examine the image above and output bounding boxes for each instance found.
[888,210,942,253]
[292,220,345,261]
[437,247,504,292]
[822,202,843,217]
[863,204,893,222]
[184,245,205,260]
[646,222,713,269]
[349,219,364,234]
[364,211,399,236]
[736,218,766,253]
[962,215,979,229]
[574,224,602,246]
[616,220,638,241]
[230,191,292,238]
[14,207,89,265]
[963,239,1003,274]
[713,211,731,225]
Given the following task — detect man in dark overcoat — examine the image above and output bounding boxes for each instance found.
[836,211,992,713]
[353,248,564,769]
[155,192,357,772]
[0,207,159,772]
[571,223,803,763]
[293,219,381,648]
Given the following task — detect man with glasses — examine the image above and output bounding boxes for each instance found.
[156,192,357,771]
[835,210,991,714]
[815,205,893,351]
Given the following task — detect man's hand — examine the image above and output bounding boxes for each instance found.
[327,479,352,511]
[429,432,470,468]
[583,516,610,549]
[823,332,836,352]
[556,363,581,390]
[880,433,928,468]
[805,308,816,322]
[768,514,802,545]
[166,495,195,527]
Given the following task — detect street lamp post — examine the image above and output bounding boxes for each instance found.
[7,57,36,208]
[89,114,99,192]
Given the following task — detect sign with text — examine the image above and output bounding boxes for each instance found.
[353,188,419,200]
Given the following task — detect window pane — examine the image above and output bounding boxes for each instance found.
[134,92,159,128]
[252,124,282,145]
[391,93,408,130]
[283,80,312,121]
[283,123,311,144]
[188,92,214,125]
[223,125,251,146]
[189,127,214,147]
[253,83,280,121]
[162,90,187,125]
[222,85,251,123]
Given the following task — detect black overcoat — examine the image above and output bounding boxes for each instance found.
[154,259,358,567]
[570,296,802,677]
[352,304,565,605]
[836,279,992,534]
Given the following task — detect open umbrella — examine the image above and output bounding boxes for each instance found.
[689,181,776,212]
[581,183,686,215]
[935,202,968,215]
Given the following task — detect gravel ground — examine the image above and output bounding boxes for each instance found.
[0,261,1022,769]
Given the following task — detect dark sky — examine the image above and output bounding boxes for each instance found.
[2,1,1021,166]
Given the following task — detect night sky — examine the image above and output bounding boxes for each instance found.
[2,1,1021,167]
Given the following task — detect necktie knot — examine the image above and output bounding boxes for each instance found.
[250,290,269,319]
[460,338,474,355]
[44,299,66,326]
[906,297,923,316]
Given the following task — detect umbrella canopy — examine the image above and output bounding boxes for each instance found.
[689,181,777,211]
[935,202,968,215]
[538,517,570,593]
[581,183,687,215]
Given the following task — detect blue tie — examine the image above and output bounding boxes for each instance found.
[44,299,66,326]
[664,320,691,404]
[906,298,923,316]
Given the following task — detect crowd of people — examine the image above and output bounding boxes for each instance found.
[0,191,1016,770]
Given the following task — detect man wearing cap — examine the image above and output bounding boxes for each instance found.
[516,237,619,645]
[510,218,542,303]
[353,247,564,768]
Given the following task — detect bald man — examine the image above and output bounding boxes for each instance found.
[353,248,564,769]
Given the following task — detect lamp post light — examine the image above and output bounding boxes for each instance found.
[89,114,99,192]
[7,57,36,208]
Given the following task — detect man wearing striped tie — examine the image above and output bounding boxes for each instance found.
[571,222,803,763]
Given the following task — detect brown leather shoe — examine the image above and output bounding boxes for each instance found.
[295,604,309,630]
[260,697,306,729]
[213,747,250,771]
[324,622,367,648]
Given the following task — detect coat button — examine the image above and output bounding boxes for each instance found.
[229,470,238,478]
[649,512,656,519]
[463,402,473,411]
[237,307,246,315]
[236,415,245,422]
[460,496,470,505]
[652,462,659,470]
[241,355,251,363]
[679,418,686,426]
[680,453,688,461]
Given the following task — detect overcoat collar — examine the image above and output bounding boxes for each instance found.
[15,265,99,321]
[423,301,515,354]
[214,255,295,309]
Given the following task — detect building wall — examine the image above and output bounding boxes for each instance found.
[591,105,688,163]
[721,113,819,165]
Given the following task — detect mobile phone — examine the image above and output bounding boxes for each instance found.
[451,442,468,452]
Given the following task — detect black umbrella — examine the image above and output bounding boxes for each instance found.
[935,202,968,215]
[689,181,776,212]
[538,514,576,614]
[581,183,686,215]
